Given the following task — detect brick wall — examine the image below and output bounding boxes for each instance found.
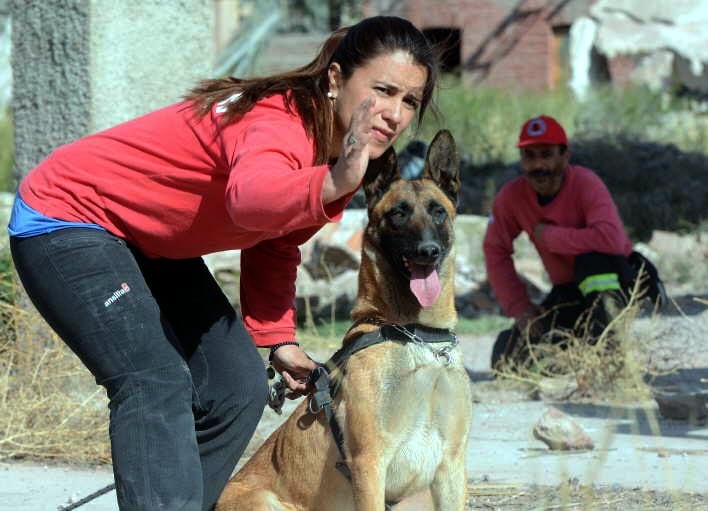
[364,0,596,92]
[607,55,637,88]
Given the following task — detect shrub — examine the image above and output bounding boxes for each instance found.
[0,287,110,463]
[0,110,13,192]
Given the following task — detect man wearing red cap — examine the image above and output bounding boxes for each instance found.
[483,115,664,369]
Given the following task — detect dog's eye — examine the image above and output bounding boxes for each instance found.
[429,204,447,224]
[385,208,409,227]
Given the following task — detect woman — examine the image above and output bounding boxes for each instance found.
[8,15,438,511]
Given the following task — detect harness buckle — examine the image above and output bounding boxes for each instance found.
[308,365,333,415]
[267,378,286,415]
[308,395,326,414]
[434,345,454,366]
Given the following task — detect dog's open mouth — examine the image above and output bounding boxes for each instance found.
[403,257,441,307]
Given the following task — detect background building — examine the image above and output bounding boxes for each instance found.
[361,0,708,97]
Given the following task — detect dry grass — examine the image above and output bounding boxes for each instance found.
[466,480,708,511]
[493,284,656,403]
[0,298,110,463]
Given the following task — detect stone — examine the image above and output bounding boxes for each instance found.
[533,407,595,451]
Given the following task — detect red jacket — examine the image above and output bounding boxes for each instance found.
[483,165,632,318]
[19,94,353,347]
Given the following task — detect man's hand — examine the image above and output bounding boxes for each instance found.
[514,304,544,338]
[534,223,547,243]
[270,344,318,398]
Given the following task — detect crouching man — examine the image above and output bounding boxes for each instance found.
[483,115,664,370]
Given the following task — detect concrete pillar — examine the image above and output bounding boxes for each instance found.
[11,0,214,181]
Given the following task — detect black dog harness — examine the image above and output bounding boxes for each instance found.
[306,322,459,510]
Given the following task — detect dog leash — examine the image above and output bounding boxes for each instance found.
[308,365,352,479]
[57,483,116,511]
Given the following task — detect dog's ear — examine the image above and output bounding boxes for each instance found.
[363,146,400,211]
[422,130,460,205]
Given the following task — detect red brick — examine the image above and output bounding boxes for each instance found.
[364,0,597,91]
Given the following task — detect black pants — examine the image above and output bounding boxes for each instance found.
[11,228,269,511]
[491,252,636,369]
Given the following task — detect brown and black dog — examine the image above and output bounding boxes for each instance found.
[216,130,472,511]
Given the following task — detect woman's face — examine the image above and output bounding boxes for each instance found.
[328,50,428,159]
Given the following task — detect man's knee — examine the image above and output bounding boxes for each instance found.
[574,252,627,296]
[574,252,629,314]
[627,250,667,308]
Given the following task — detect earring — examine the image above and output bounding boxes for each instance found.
[327,91,336,100]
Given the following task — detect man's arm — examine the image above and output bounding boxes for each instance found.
[483,195,535,318]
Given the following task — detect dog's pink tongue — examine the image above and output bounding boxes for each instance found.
[409,265,441,307]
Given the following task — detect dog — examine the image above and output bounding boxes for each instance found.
[216,129,472,511]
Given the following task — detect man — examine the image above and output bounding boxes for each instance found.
[483,115,664,369]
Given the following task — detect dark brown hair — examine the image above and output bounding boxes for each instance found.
[185,16,438,165]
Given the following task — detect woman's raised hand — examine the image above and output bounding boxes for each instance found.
[323,95,376,203]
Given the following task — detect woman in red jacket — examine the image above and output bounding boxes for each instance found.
[8,16,437,511]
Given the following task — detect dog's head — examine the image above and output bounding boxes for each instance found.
[361,130,460,308]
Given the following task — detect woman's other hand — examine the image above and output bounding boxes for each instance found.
[270,344,318,398]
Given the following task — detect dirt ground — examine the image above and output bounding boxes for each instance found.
[458,304,708,511]
[465,482,706,511]
[2,289,706,510]
[238,291,708,511]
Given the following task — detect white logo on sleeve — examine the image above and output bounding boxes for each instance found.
[105,283,131,307]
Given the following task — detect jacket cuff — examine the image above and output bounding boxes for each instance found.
[249,328,297,348]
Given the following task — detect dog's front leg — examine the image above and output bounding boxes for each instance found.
[346,404,387,510]
[342,357,389,511]
[348,450,387,511]
[430,453,467,511]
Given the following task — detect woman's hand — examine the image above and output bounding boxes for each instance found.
[322,95,376,203]
[270,344,318,398]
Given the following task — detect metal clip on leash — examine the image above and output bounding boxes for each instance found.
[266,365,287,415]
[390,324,458,366]
[390,323,424,344]
[307,364,333,415]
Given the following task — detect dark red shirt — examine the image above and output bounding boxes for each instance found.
[483,165,632,318]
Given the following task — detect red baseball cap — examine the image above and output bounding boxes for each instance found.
[517,115,568,147]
